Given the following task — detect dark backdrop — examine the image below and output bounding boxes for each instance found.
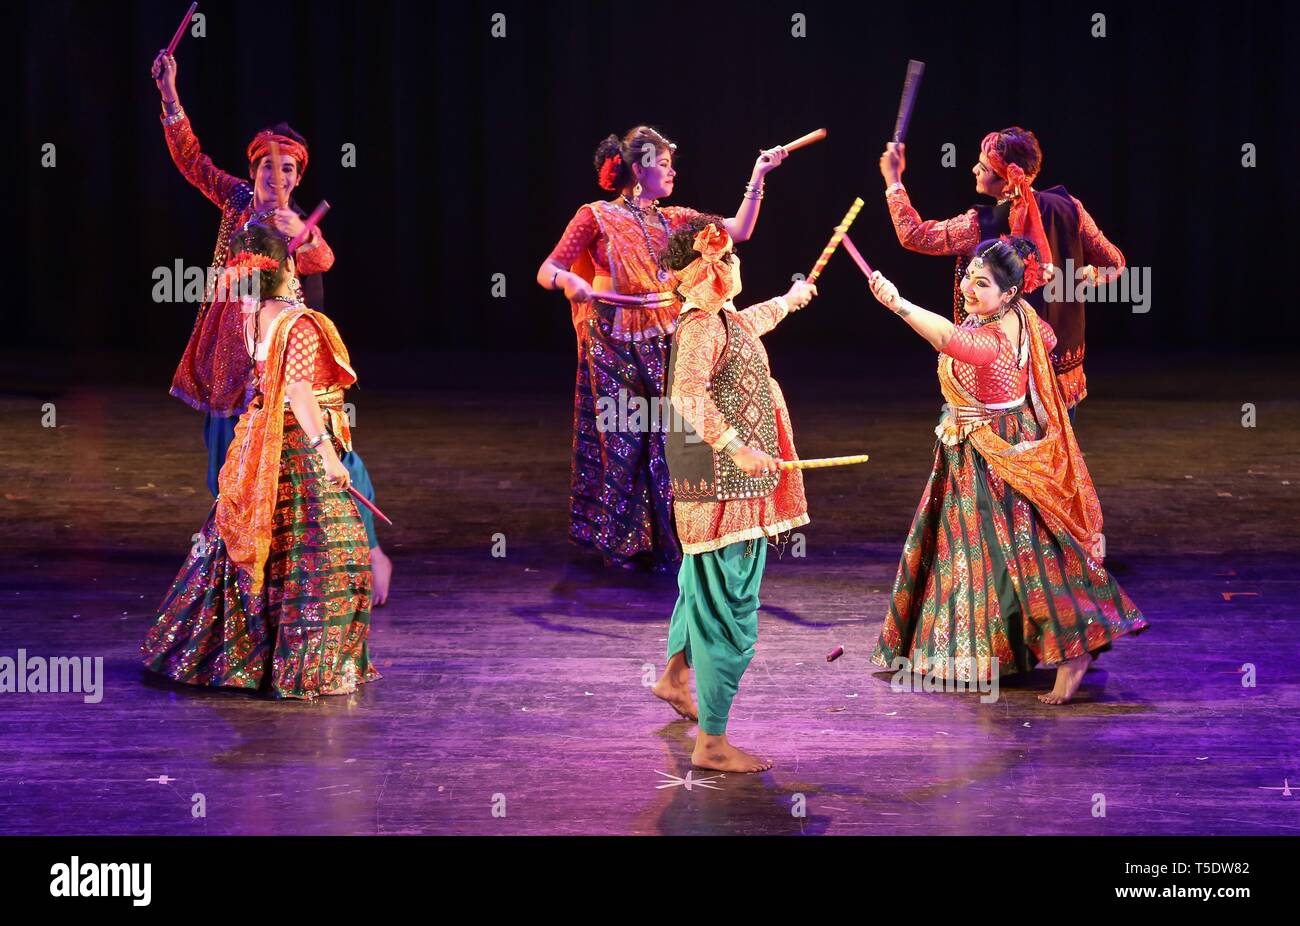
[7,0,1298,385]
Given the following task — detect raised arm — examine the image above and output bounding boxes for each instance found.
[151,50,242,208]
[724,146,788,243]
[737,280,818,337]
[879,142,981,256]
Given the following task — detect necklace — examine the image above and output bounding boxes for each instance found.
[621,194,671,283]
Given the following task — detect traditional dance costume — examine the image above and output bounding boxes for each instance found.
[664,226,808,734]
[142,301,378,699]
[160,112,381,548]
[870,300,1147,682]
[546,197,705,570]
[884,133,1125,409]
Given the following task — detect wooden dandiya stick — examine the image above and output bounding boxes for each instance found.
[348,486,394,526]
[839,232,874,279]
[806,197,864,284]
[762,128,827,162]
[267,139,289,209]
[165,2,199,57]
[779,454,870,471]
[286,200,331,251]
[892,59,926,144]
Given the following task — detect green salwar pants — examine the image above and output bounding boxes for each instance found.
[667,539,767,735]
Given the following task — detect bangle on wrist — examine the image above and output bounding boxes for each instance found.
[723,436,745,457]
[308,432,329,450]
[886,181,905,194]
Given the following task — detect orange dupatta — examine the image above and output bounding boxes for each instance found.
[215,307,357,594]
[937,303,1103,551]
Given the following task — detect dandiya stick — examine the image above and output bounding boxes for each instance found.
[165,2,199,57]
[763,128,827,162]
[892,59,926,144]
[806,197,864,284]
[779,453,870,471]
[839,232,874,279]
[590,290,672,307]
[348,486,394,526]
[267,139,289,209]
[287,199,331,251]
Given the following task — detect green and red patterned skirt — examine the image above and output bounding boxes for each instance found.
[871,406,1148,681]
[142,420,379,699]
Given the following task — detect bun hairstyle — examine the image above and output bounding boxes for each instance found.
[986,125,1042,177]
[973,235,1040,295]
[594,125,676,192]
[658,213,730,274]
[230,222,291,295]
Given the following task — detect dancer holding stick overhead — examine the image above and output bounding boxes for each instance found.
[651,217,818,768]
[536,126,806,573]
[862,239,1147,704]
[142,222,380,700]
[879,125,1125,414]
[149,47,394,604]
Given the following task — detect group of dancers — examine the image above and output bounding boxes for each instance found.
[130,47,1148,756]
[539,124,1149,773]
[140,50,384,699]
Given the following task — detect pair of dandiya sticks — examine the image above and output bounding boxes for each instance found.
[164,7,395,528]
[596,61,930,476]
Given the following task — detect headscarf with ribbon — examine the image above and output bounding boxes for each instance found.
[980,131,1052,289]
[247,131,310,177]
[676,223,739,313]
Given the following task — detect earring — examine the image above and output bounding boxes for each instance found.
[632,182,643,200]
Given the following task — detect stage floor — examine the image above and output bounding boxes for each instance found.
[1,352,1298,835]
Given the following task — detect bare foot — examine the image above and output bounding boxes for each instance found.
[1038,652,1091,705]
[370,545,393,607]
[691,734,773,773]
[655,676,696,728]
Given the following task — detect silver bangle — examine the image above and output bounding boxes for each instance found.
[161,106,186,126]
[886,181,905,195]
[723,436,745,456]
[308,432,329,449]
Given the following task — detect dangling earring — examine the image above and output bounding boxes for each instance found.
[632,182,643,201]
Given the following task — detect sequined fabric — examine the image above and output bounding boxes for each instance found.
[218,309,356,594]
[870,406,1148,682]
[570,304,680,571]
[548,201,699,341]
[164,114,335,416]
[141,418,377,700]
[668,299,809,555]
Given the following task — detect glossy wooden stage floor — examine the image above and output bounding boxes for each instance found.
[1,350,1297,835]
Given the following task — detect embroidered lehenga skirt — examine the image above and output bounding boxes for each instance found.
[569,303,680,571]
[871,406,1148,681]
[142,418,379,699]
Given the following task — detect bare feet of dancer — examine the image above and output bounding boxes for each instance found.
[1038,652,1092,705]
[651,651,698,722]
[369,545,393,607]
[691,733,774,773]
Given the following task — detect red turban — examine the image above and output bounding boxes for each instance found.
[247,132,309,177]
[980,131,1052,289]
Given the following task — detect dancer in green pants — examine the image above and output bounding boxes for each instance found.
[653,218,816,773]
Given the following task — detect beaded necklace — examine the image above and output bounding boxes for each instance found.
[620,194,672,283]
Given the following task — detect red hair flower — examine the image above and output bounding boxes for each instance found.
[598,153,622,191]
[219,250,281,293]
